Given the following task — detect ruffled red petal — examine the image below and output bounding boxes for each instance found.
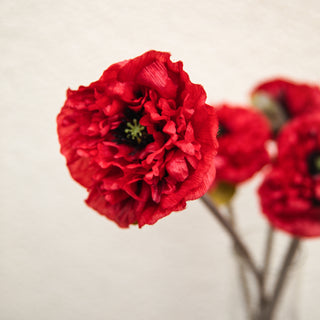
[258,114,320,238]
[57,50,219,227]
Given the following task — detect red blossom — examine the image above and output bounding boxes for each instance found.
[57,50,218,228]
[213,104,271,185]
[258,114,320,237]
[251,78,320,134]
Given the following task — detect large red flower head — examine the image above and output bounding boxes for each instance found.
[258,114,320,237]
[213,104,271,185]
[57,50,218,228]
[251,78,320,135]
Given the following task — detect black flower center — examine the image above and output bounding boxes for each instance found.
[217,124,228,138]
[113,109,154,148]
[308,152,320,176]
[276,91,290,117]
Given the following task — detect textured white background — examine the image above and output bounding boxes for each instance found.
[1,0,320,319]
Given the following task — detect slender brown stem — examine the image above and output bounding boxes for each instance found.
[226,203,254,320]
[259,237,300,320]
[226,203,235,226]
[238,260,254,320]
[260,226,275,307]
[201,194,262,285]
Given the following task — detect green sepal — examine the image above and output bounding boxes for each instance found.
[207,181,236,205]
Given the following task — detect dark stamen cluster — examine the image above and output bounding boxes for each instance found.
[217,124,228,137]
[308,151,320,176]
[113,109,154,148]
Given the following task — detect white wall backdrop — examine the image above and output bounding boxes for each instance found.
[1,0,319,319]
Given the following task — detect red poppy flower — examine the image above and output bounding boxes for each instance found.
[57,50,218,228]
[213,104,271,185]
[251,78,320,134]
[258,114,320,237]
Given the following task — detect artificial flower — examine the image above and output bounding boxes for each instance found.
[251,78,320,134]
[213,104,270,185]
[57,50,218,227]
[258,114,320,237]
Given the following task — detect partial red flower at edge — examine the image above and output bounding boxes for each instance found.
[57,50,219,228]
[258,114,320,238]
[212,104,271,185]
[251,78,320,135]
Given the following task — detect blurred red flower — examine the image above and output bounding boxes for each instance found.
[57,50,218,227]
[213,104,271,184]
[259,114,320,237]
[251,78,320,134]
